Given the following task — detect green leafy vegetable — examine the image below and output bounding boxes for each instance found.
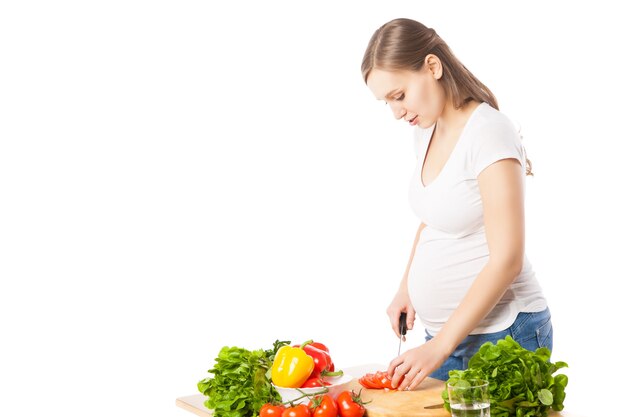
[442,336,568,417]
[197,339,290,417]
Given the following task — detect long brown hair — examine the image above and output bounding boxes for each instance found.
[361,18,534,176]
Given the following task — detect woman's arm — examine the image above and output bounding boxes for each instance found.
[388,158,526,390]
[435,158,525,354]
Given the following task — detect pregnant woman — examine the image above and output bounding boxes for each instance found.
[361,18,552,390]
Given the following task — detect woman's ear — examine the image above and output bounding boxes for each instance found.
[424,54,442,80]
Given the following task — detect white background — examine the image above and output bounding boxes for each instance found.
[1,1,623,416]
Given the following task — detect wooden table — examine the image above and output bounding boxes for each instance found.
[176,363,583,417]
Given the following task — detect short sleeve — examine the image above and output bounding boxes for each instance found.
[470,121,525,177]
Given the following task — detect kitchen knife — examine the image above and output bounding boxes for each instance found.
[397,312,407,356]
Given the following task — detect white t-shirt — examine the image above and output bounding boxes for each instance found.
[407,101,547,336]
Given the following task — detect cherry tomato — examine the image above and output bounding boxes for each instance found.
[336,390,366,417]
[282,404,311,417]
[308,394,338,417]
[302,377,331,388]
[261,404,286,417]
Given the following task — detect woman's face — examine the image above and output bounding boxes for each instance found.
[366,58,444,128]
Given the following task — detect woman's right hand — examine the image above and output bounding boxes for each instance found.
[387,288,416,339]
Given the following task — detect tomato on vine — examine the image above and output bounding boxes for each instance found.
[336,390,367,417]
[282,404,311,417]
[260,403,286,417]
[308,394,338,417]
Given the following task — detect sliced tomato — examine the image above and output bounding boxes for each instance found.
[369,372,380,386]
[371,371,386,387]
[358,373,381,389]
[357,375,375,389]
[375,374,390,389]
[358,371,402,390]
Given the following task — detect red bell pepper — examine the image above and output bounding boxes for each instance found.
[309,342,330,353]
[293,340,342,379]
[308,342,334,372]
[293,341,330,377]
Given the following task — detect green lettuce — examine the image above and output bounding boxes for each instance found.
[442,336,568,417]
[198,340,289,417]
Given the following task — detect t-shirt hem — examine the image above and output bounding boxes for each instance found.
[423,299,549,337]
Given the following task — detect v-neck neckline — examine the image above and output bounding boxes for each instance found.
[420,102,485,188]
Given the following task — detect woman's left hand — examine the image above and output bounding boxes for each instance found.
[386,338,450,390]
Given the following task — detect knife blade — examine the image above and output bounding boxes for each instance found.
[397,312,407,356]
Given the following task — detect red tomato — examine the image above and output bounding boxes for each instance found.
[377,374,394,390]
[369,373,383,388]
[302,377,332,388]
[374,371,386,384]
[336,391,365,417]
[302,378,324,388]
[358,371,403,390]
[358,374,379,389]
[359,373,383,389]
[357,376,372,389]
[308,394,338,417]
[260,403,286,417]
[282,404,311,417]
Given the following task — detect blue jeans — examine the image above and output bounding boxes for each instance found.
[426,307,553,381]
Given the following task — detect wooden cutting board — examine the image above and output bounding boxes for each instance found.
[176,364,580,417]
[346,377,448,417]
[175,376,447,417]
[176,362,448,417]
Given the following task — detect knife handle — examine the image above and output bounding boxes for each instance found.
[399,312,407,336]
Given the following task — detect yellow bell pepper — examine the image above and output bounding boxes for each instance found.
[270,342,315,388]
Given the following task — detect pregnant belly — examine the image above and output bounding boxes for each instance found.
[407,229,491,330]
